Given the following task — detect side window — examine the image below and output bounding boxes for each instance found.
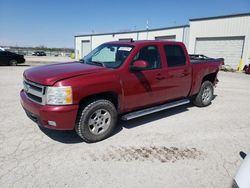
[133,46,161,69]
[0,51,8,55]
[164,45,186,67]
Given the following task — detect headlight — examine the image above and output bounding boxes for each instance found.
[46,86,72,105]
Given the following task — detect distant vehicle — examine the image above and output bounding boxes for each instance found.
[32,51,46,56]
[0,51,25,66]
[243,63,250,74]
[234,151,250,188]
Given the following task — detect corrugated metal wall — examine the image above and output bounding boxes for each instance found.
[75,26,189,58]
[189,15,250,68]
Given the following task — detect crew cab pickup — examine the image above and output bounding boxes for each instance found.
[20,40,223,142]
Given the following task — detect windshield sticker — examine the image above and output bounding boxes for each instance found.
[118,47,132,51]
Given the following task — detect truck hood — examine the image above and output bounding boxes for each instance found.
[24,62,106,85]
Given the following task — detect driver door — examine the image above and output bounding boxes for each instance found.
[122,45,167,111]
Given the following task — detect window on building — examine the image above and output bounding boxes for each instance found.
[155,35,176,41]
[119,38,133,41]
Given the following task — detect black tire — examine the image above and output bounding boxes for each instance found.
[75,99,117,143]
[9,59,17,66]
[192,81,214,107]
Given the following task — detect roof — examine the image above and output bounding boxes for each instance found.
[190,12,250,22]
[75,12,250,38]
[75,25,189,38]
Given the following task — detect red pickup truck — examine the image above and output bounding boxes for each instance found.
[20,40,223,142]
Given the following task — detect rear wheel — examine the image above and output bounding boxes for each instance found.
[75,99,117,143]
[193,81,214,107]
[9,60,17,66]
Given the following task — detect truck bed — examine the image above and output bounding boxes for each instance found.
[189,55,224,96]
[189,54,224,64]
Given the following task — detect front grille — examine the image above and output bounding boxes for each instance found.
[28,84,43,92]
[23,79,46,105]
[27,93,42,103]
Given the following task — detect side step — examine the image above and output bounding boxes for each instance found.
[122,99,190,120]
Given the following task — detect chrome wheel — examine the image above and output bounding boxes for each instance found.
[202,86,212,103]
[88,109,111,135]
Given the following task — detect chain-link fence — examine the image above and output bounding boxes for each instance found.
[7,48,73,57]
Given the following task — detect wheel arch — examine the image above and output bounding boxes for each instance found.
[202,71,218,84]
[78,91,119,112]
[190,70,218,96]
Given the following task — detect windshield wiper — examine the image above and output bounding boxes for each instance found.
[79,59,85,63]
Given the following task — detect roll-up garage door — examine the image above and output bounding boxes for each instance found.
[81,40,91,58]
[195,37,244,68]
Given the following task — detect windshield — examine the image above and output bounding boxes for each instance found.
[80,44,134,68]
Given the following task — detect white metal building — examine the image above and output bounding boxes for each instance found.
[189,13,250,68]
[75,13,250,68]
[75,25,189,58]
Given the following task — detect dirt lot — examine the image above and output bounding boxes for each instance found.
[0,64,250,188]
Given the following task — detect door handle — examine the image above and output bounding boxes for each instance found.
[181,70,189,76]
[156,76,166,80]
[156,73,166,80]
[181,73,189,76]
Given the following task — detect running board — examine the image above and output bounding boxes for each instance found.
[122,99,190,120]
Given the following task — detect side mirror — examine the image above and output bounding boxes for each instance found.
[130,60,148,71]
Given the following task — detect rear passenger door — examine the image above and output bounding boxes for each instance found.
[163,44,192,100]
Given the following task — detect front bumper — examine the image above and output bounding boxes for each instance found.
[20,89,78,130]
[18,58,25,64]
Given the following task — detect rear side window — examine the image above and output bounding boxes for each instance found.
[164,45,186,67]
[0,51,8,55]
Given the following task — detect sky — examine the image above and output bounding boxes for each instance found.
[0,0,249,48]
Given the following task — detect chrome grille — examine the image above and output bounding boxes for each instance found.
[23,79,46,105]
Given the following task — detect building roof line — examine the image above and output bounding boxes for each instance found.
[189,12,250,22]
[75,12,250,38]
[74,25,189,37]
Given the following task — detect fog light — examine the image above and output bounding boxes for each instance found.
[48,121,56,126]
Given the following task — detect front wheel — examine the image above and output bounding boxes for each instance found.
[9,60,17,66]
[192,81,214,107]
[75,99,117,143]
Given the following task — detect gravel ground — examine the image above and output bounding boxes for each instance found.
[0,65,249,188]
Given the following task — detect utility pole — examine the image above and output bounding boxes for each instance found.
[146,20,149,40]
